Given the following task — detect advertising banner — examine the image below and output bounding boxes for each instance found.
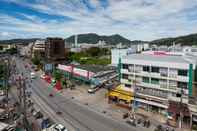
[58,64,72,72]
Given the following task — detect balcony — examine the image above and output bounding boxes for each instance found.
[136,89,168,99]
[176,76,189,82]
[168,95,188,104]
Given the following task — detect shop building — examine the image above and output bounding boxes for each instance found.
[120,53,197,118]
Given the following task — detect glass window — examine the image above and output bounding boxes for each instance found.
[122,74,128,79]
[143,66,150,72]
[151,78,159,84]
[125,84,131,88]
[151,66,159,73]
[122,64,128,69]
[142,77,149,83]
[178,69,188,76]
[177,82,187,89]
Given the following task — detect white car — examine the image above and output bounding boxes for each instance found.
[40,74,47,79]
[30,72,36,79]
[53,124,67,131]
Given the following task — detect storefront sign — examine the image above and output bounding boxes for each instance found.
[58,64,72,72]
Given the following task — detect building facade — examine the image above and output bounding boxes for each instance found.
[32,40,45,58]
[45,38,65,61]
[120,53,197,116]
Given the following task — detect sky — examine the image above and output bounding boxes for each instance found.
[0,0,197,41]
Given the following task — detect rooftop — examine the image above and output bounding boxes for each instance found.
[123,54,196,64]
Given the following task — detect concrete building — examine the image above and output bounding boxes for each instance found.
[133,42,149,52]
[32,40,45,58]
[120,53,197,117]
[45,37,65,61]
[111,48,136,66]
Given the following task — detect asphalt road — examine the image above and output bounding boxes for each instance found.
[15,57,137,131]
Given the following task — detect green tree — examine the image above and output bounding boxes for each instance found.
[86,47,101,57]
[31,57,40,65]
[53,70,63,81]
[6,48,17,54]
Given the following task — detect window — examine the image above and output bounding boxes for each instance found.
[122,64,128,69]
[122,74,128,79]
[177,82,187,89]
[125,84,131,88]
[142,77,149,83]
[143,66,150,72]
[178,69,188,76]
[128,64,134,72]
[151,78,159,84]
[151,66,159,73]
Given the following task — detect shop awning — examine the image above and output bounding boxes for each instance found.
[108,85,134,102]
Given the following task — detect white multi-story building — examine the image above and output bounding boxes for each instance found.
[111,48,136,66]
[120,53,197,115]
[32,40,45,58]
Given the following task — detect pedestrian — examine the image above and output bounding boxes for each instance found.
[146,120,150,128]
[143,120,146,127]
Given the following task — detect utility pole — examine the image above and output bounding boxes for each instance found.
[16,74,31,131]
[2,57,10,119]
[132,80,137,113]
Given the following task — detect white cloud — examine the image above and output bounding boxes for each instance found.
[1,0,197,40]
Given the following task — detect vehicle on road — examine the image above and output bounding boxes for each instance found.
[88,85,100,93]
[32,110,43,119]
[40,74,47,79]
[2,125,15,131]
[43,124,67,131]
[30,72,36,79]
[52,79,56,84]
[41,117,52,129]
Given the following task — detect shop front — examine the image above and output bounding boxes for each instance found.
[108,85,134,108]
[135,96,168,115]
[167,101,190,127]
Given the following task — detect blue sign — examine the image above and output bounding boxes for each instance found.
[44,64,53,72]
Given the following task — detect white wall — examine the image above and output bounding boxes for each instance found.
[111,48,136,66]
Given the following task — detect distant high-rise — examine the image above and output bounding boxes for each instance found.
[45,37,65,61]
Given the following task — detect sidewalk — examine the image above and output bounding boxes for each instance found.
[59,86,193,131]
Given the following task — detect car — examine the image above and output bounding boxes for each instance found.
[88,85,100,93]
[51,79,56,83]
[40,74,47,79]
[2,126,15,131]
[34,111,43,119]
[53,124,68,131]
[0,113,9,120]
[41,117,52,129]
[30,72,36,79]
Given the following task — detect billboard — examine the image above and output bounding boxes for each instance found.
[57,64,72,72]
[58,64,95,79]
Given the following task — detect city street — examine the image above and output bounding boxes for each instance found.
[14,56,136,131]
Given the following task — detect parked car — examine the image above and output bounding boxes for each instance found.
[88,85,100,93]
